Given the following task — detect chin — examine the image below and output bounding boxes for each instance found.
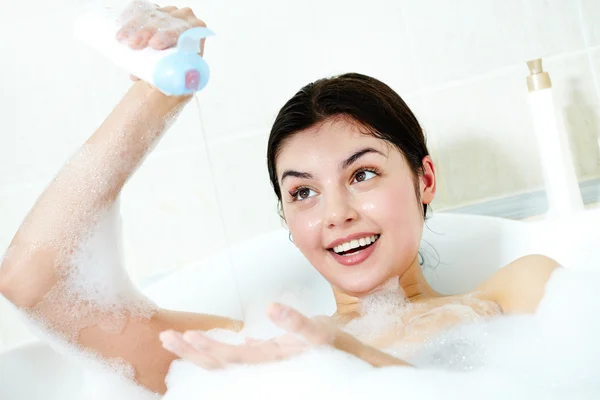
[334,272,393,297]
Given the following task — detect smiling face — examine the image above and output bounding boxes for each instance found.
[276,117,436,297]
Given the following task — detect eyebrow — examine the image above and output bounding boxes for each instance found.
[280,147,386,184]
[340,147,386,170]
[281,170,313,182]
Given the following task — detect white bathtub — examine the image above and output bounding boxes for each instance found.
[1,211,598,399]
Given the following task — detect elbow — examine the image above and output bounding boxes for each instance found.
[0,255,19,304]
[0,248,51,308]
[0,262,39,308]
[0,248,12,294]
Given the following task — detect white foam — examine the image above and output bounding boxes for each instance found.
[24,202,156,342]
[9,201,158,396]
[11,306,160,400]
[162,267,600,400]
[343,278,408,342]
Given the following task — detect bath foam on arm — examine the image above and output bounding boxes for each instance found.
[0,82,238,394]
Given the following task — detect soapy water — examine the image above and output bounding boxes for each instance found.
[162,266,600,400]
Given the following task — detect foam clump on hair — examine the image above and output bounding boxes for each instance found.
[163,267,600,400]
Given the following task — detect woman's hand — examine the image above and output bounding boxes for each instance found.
[159,303,411,369]
[116,1,208,80]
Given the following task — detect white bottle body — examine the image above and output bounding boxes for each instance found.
[74,10,177,87]
[528,88,584,218]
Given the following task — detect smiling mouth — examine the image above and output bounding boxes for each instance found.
[329,234,380,256]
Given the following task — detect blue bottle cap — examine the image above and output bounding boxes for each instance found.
[153,27,215,96]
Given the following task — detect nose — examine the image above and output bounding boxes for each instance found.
[324,191,359,229]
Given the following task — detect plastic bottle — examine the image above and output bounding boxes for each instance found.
[74,8,214,96]
[526,58,584,219]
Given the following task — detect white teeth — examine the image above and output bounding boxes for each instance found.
[332,235,379,254]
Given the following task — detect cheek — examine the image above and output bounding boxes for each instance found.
[286,209,324,250]
[361,181,423,236]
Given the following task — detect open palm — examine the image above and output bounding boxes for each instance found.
[160,303,352,369]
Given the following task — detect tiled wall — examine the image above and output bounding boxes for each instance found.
[1,0,600,349]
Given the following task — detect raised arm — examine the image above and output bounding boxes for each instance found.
[0,80,187,307]
[0,3,240,394]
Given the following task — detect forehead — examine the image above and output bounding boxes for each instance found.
[276,117,392,169]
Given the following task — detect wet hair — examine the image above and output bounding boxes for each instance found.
[267,72,430,219]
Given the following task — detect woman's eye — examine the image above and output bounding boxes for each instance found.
[295,188,317,201]
[353,170,377,183]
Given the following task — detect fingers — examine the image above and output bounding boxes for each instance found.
[170,7,195,19]
[116,20,137,41]
[157,5,177,13]
[160,330,222,369]
[148,29,182,50]
[115,4,207,51]
[128,27,157,49]
[244,337,262,345]
[164,329,308,368]
[160,327,314,370]
[182,331,244,363]
[268,303,334,345]
[182,331,294,364]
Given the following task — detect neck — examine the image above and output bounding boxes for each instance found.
[333,254,440,319]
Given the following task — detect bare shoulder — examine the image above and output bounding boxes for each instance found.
[477,254,561,315]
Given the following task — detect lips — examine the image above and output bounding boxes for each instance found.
[326,232,380,249]
[331,234,380,255]
[329,235,380,266]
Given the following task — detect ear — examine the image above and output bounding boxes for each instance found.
[419,155,436,205]
[279,202,288,227]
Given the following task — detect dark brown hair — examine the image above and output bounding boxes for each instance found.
[267,73,429,218]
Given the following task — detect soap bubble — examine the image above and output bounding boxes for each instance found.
[161,267,600,400]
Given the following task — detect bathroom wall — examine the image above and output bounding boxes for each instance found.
[1,0,600,349]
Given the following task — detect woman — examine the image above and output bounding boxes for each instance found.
[0,2,560,395]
